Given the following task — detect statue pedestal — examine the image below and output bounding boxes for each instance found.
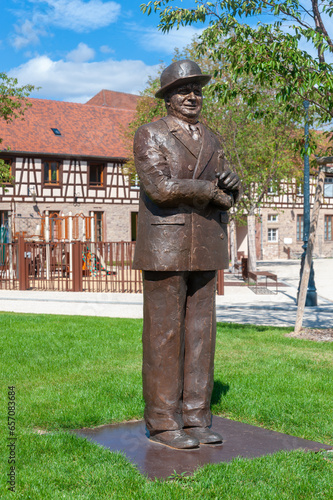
[73,416,332,480]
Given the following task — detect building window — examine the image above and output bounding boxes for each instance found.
[297,215,304,241]
[325,215,332,241]
[267,214,278,222]
[89,163,105,187]
[44,161,60,184]
[51,128,61,136]
[268,228,278,242]
[324,177,333,198]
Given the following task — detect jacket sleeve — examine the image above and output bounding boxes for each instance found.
[134,123,228,209]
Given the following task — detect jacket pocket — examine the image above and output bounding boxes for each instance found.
[151,214,186,225]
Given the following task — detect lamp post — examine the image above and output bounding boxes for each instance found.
[297,100,317,306]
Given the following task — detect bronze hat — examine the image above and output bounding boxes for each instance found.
[155,59,211,99]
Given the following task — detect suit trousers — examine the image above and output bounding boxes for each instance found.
[142,270,217,433]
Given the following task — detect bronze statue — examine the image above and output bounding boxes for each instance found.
[133,60,241,449]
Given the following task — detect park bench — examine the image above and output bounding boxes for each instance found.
[247,270,278,294]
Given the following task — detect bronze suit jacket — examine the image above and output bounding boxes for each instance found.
[132,115,231,272]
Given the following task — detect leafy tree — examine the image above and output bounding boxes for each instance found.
[0,73,35,188]
[141,0,333,134]
[125,42,303,270]
[122,74,165,180]
[203,84,302,271]
[0,157,13,187]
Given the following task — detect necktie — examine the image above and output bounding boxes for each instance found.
[188,124,201,141]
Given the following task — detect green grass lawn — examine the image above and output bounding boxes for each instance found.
[0,313,332,499]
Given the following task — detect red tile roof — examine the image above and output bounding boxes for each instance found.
[0,91,140,159]
[85,89,139,111]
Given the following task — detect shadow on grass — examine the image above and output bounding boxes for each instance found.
[211,380,230,405]
[217,322,289,333]
[216,321,291,335]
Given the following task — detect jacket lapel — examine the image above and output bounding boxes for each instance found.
[162,116,201,159]
[192,125,215,179]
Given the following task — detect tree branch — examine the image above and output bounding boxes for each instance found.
[260,0,313,29]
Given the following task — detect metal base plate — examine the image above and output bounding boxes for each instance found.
[72,416,332,480]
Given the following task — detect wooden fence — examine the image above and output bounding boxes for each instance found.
[0,238,142,293]
[0,237,224,294]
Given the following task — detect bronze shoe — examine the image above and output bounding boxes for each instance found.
[149,430,199,449]
[184,427,223,444]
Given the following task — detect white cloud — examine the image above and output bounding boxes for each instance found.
[43,0,121,32]
[66,43,95,63]
[12,19,45,49]
[11,0,121,48]
[128,24,205,55]
[8,55,160,101]
[100,45,115,54]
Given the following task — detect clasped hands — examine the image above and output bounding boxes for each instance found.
[212,170,241,209]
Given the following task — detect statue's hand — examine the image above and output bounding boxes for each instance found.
[216,171,241,192]
[211,186,233,210]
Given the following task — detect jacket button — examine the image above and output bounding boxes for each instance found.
[220,233,224,239]
[187,165,194,171]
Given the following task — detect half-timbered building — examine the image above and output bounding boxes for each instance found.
[0,90,140,243]
[0,89,332,261]
[234,175,333,261]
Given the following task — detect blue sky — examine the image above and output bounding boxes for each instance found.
[1,1,329,104]
[1,0,204,102]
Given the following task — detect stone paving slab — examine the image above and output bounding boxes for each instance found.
[257,259,333,303]
[0,259,332,327]
[216,304,333,328]
[73,416,332,480]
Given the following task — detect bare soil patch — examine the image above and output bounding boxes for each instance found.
[286,328,333,342]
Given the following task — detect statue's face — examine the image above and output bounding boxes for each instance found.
[166,82,203,123]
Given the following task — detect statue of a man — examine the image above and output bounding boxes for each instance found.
[133,60,241,449]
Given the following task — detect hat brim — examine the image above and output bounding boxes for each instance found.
[155,74,211,99]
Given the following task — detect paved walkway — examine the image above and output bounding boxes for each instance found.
[0,259,332,328]
[216,258,333,328]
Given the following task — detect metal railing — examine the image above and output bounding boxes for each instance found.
[0,242,18,290]
[0,238,224,294]
[0,239,142,293]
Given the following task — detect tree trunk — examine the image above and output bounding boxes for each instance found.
[294,170,325,334]
[230,218,236,272]
[247,214,257,273]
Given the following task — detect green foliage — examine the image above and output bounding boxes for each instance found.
[141,0,333,131]
[0,73,35,188]
[200,71,302,216]
[0,73,35,123]
[121,71,166,179]
[0,158,14,190]
[126,39,304,222]
[140,2,331,266]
